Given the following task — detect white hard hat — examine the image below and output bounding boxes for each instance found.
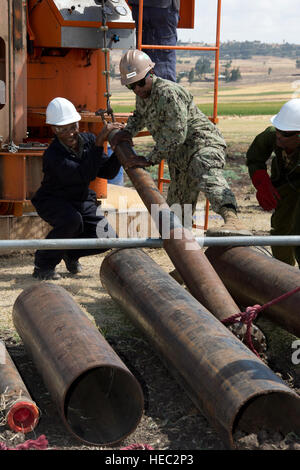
[270,98,300,131]
[46,97,81,126]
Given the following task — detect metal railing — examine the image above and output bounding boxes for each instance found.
[0,236,299,251]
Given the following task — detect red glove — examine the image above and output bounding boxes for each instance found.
[251,169,281,211]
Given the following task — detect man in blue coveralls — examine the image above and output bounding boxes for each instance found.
[31,97,123,280]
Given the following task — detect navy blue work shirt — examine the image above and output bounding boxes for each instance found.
[32,132,121,203]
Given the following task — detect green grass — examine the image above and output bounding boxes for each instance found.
[198,101,286,116]
[111,101,286,117]
[223,167,247,182]
[111,104,136,113]
[216,91,293,98]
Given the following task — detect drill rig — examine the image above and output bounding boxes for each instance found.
[0,0,195,238]
[0,0,135,226]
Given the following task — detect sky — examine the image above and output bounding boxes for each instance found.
[177,0,300,45]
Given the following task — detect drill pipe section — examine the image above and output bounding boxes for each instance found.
[100,248,300,448]
[108,136,242,322]
[0,340,39,433]
[12,283,144,446]
[205,246,300,337]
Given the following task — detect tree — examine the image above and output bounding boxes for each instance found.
[110,63,116,78]
[229,67,241,81]
[195,58,212,79]
[176,71,186,83]
[224,60,232,70]
[223,60,232,81]
[188,69,195,84]
[224,68,230,81]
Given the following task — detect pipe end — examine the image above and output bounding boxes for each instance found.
[7,400,39,433]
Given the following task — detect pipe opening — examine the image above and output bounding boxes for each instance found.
[64,365,143,445]
[233,391,300,437]
[7,402,39,433]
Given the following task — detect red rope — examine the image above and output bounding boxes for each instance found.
[222,305,261,357]
[222,285,300,358]
[0,434,48,451]
[0,435,152,451]
[120,443,154,450]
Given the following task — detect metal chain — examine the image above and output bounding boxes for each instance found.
[97,0,115,123]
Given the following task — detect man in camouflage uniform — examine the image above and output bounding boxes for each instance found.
[113,49,249,236]
[247,99,300,267]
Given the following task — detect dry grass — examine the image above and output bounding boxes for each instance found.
[0,248,174,342]
[110,54,300,110]
[217,115,273,144]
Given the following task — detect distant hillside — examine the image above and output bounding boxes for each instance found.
[177,40,300,60]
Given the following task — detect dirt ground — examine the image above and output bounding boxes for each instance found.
[0,140,299,452]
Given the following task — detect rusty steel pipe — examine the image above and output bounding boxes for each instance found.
[100,248,300,448]
[12,283,144,446]
[108,137,242,322]
[0,340,39,433]
[205,246,300,337]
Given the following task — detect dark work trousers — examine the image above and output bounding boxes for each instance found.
[131,5,179,82]
[33,194,115,270]
[271,182,300,267]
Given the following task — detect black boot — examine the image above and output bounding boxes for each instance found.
[32,267,61,280]
[63,254,82,274]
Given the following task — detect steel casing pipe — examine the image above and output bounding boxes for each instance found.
[12,283,144,446]
[108,138,244,322]
[100,248,300,449]
[0,340,39,433]
[205,246,300,337]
